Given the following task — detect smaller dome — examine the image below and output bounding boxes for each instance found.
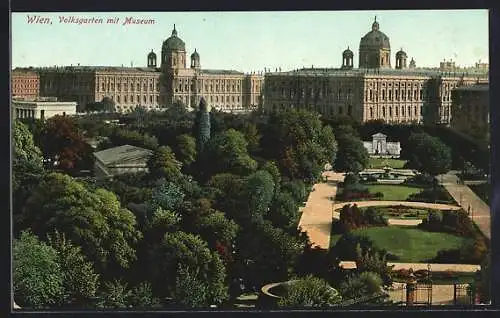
[343,46,353,57]
[148,50,156,58]
[396,48,407,57]
[191,49,200,59]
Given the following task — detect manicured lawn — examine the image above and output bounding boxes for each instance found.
[368,158,407,169]
[365,184,423,201]
[469,183,490,206]
[346,226,472,263]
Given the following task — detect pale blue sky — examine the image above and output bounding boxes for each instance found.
[11,10,489,72]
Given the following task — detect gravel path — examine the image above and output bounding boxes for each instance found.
[297,171,344,249]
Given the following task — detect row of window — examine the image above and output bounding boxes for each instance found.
[370,105,421,119]
[109,95,159,104]
[367,89,424,102]
[100,82,160,93]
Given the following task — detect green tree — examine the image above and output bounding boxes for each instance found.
[147,145,182,182]
[13,231,65,309]
[197,211,239,248]
[262,109,337,180]
[404,132,452,176]
[268,191,300,232]
[237,221,304,288]
[95,279,130,309]
[334,134,369,173]
[241,123,261,152]
[46,230,100,307]
[149,181,185,213]
[240,170,275,223]
[261,160,282,195]
[277,275,342,307]
[12,120,45,226]
[127,281,161,308]
[174,134,197,167]
[204,128,258,177]
[339,272,383,299]
[149,231,228,304]
[21,172,142,273]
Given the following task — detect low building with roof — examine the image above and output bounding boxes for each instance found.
[93,144,153,178]
[11,99,77,120]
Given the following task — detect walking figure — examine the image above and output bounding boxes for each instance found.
[468,205,471,215]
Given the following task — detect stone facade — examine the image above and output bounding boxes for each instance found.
[11,100,77,121]
[12,69,39,100]
[263,18,488,126]
[363,132,401,157]
[24,26,264,114]
[450,84,489,145]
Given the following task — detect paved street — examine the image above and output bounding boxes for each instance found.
[437,171,490,239]
[339,261,481,272]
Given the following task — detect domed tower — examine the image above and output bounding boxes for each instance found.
[161,24,186,71]
[395,48,408,69]
[147,49,157,68]
[341,47,354,70]
[359,17,391,69]
[409,57,416,69]
[191,49,200,69]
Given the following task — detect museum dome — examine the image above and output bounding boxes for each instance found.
[162,25,186,51]
[359,17,391,49]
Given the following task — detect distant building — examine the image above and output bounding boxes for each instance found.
[93,144,153,178]
[17,25,264,114]
[263,18,488,126]
[451,83,489,146]
[363,133,401,157]
[11,99,77,120]
[12,69,39,100]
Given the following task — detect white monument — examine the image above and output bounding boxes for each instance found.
[363,133,401,157]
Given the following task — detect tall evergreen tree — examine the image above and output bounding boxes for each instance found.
[196,97,211,154]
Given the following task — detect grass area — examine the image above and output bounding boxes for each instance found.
[368,158,407,169]
[339,226,472,263]
[365,184,423,201]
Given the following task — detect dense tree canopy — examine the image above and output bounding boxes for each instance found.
[403,132,452,176]
[203,129,258,177]
[21,173,142,272]
[13,231,65,309]
[334,133,369,173]
[12,120,45,221]
[261,109,337,181]
[37,115,93,172]
[148,231,229,305]
[147,146,183,182]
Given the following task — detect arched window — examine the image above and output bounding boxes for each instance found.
[389,107,392,117]
[382,106,386,117]
[370,107,373,118]
[348,105,352,116]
